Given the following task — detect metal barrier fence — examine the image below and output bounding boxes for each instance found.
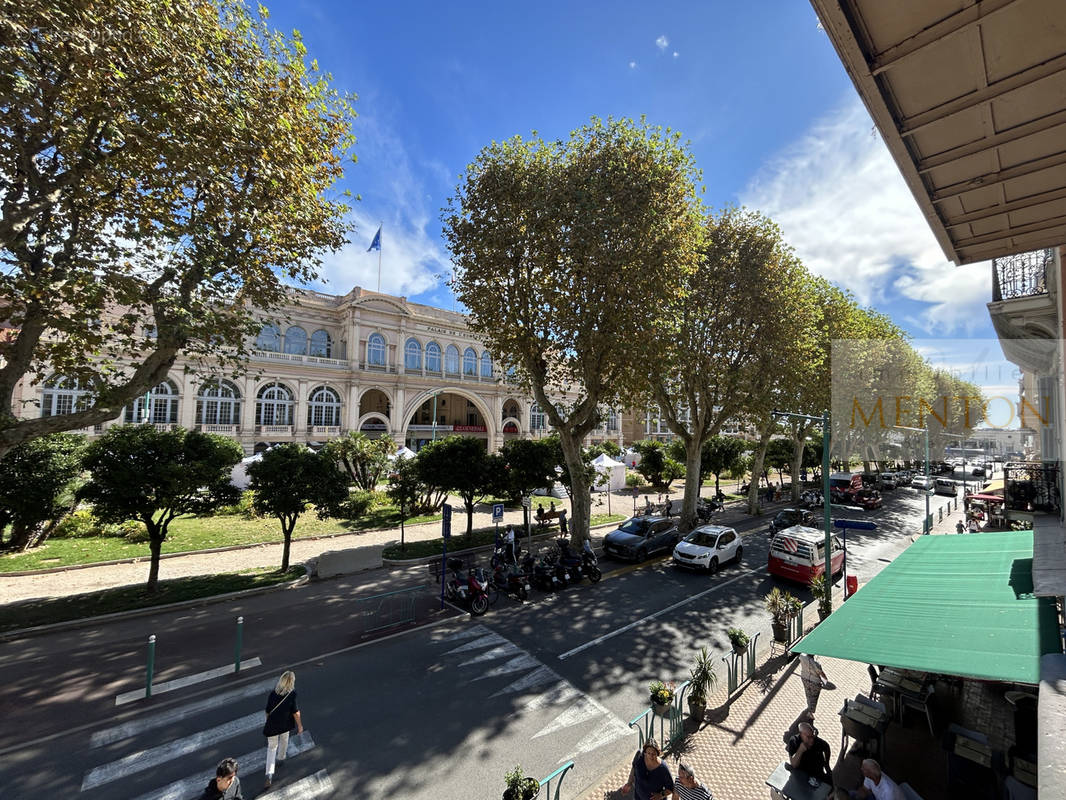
[539,761,575,800]
[629,680,691,752]
[722,632,760,695]
[352,585,421,635]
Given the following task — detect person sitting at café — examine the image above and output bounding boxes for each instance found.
[848,759,903,800]
[787,722,833,785]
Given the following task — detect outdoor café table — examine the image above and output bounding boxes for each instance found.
[765,761,832,800]
[944,731,996,800]
[875,669,926,719]
[839,696,890,760]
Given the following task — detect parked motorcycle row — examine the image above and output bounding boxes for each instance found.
[442,537,602,616]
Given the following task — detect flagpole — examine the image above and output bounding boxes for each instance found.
[376,222,382,293]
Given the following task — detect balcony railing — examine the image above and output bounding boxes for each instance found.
[257,425,294,435]
[252,349,348,368]
[199,424,239,434]
[310,426,341,436]
[1005,461,1061,515]
[992,249,1052,302]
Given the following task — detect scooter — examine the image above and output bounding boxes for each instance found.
[523,552,563,592]
[557,538,601,583]
[443,558,491,615]
[491,559,530,601]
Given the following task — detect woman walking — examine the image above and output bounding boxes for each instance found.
[798,652,829,721]
[262,670,303,789]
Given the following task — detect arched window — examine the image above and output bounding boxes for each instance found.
[480,351,493,378]
[405,338,422,371]
[196,379,242,426]
[426,342,442,372]
[444,345,460,374]
[284,326,307,355]
[41,376,91,417]
[307,386,342,427]
[530,403,546,431]
[309,329,332,358]
[125,379,179,424]
[255,323,280,352]
[256,382,294,426]
[462,347,477,376]
[367,333,386,367]
[604,408,619,432]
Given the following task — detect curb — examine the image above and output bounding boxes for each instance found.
[0,571,310,642]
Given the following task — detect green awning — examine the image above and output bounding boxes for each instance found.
[795,531,1061,684]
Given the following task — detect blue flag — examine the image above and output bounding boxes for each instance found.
[367,226,382,252]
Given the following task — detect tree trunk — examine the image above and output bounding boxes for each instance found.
[557,431,591,548]
[680,437,703,531]
[464,497,475,535]
[146,530,164,593]
[747,421,773,515]
[9,521,36,552]
[280,516,295,572]
[790,436,805,502]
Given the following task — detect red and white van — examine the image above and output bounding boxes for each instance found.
[767,525,845,584]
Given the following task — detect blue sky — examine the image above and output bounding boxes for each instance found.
[269,0,999,347]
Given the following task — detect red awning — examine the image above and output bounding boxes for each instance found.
[969,494,1005,503]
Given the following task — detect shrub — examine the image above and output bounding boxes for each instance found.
[52,510,108,539]
[118,520,150,544]
[625,472,641,488]
[215,490,258,518]
[335,489,388,519]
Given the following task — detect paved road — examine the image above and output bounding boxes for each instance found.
[0,488,935,800]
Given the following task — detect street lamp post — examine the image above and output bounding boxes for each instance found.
[895,425,930,533]
[773,409,832,581]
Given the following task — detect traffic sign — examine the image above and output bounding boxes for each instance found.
[442,503,452,539]
[492,503,504,523]
[521,497,531,508]
[833,519,877,531]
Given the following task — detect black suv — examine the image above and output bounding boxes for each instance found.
[770,507,816,535]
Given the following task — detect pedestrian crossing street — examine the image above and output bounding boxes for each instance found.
[74,624,626,798]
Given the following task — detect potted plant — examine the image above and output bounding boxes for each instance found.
[809,573,832,621]
[502,765,540,800]
[727,627,750,654]
[765,587,789,642]
[686,646,717,720]
[649,680,675,716]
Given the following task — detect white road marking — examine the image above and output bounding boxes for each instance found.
[92,677,276,747]
[127,732,317,800]
[457,643,520,666]
[557,568,766,659]
[114,657,263,705]
[471,653,540,679]
[565,714,632,759]
[490,666,559,697]
[532,697,601,737]
[443,632,506,655]
[81,712,262,790]
[434,624,491,642]
[266,769,334,799]
[522,681,582,708]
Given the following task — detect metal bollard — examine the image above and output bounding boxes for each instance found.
[146,635,156,698]
[235,616,244,673]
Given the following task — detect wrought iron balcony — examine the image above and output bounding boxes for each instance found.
[1005,461,1061,515]
[992,249,1052,302]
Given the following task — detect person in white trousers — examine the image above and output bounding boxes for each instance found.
[262,671,304,789]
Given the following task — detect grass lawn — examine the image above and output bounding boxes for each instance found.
[0,507,439,574]
[381,513,627,560]
[0,566,305,632]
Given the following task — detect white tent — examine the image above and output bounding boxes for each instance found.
[230,453,262,490]
[592,453,627,492]
[620,448,641,469]
[392,446,417,461]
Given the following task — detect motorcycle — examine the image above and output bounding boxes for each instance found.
[695,497,723,522]
[523,551,564,592]
[443,558,491,615]
[557,538,601,583]
[491,558,530,601]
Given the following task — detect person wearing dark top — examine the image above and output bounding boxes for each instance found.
[787,722,833,784]
[262,670,304,789]
[199,758,242,800]
[621,738,674,800]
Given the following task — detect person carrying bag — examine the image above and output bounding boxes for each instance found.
[262,670,304,789]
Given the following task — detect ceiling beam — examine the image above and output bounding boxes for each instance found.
[900,53,1066,138]
[953,214,1066,248]
[931,150,1066,203]
[945,187,1066,228]
[870,0,1019,76]
[917,110,1066,174]
[959,228,1066,263]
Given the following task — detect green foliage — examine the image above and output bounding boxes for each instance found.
[499,438,559,503]
[415,435,504,534]
[79,425,244,590]
[699,437,749,491]
[386,455,434,516]
[0,0,356,457]
[321,432,396,491]
[587,440,623,459]
[727,627,750,649]
[649,680,675,705]
[625,471,642,488]
[545,434,595,498]
[810,573,832,616]
[765,439,794,476]
[0,433,87,549]
[688,646,718,703]
[335,490,387,519]
[215,490,259,519]
[632,440,680,490]
[52,510,110,539]
[248,444,349,571]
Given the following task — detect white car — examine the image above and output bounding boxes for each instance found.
[672,525,742,574]
[911,475,934,490]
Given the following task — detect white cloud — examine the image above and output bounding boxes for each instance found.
[655,35,669,51]
[629,60,637,69]
[673,51,679,58]
[741,96,991,336]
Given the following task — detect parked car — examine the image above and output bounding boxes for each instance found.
[971,465,986,477]
[672,525,742,574]
[603,515,679,562]
[853,488,883,510]
[911,475,934,490]
[879,472,898,490]
[770,507,816,535]
[934,478,957,497]
[768,525,846,583]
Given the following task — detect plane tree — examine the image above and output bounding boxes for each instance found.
[0,0,355,458]
[444,117,704,547]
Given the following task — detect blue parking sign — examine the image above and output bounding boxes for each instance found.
[492,503,504,523]
[442,503,452,539]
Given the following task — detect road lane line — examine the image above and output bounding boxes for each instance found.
[92,677,276,747]
[81,712,262,790]
[457,643,520,666]
[444,632,506,655]
[264,769,334,799]
[114,657,263,705]
[127,732,317,800]
[557,567,768,660]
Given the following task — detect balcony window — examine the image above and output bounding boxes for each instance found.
[256,382,294,426]
[426,342,442,372]
[124,379,179,424]
[463,347,477,376]
[307,386,342,427]
[41,376,91,417]
[481,351,493,378]
[309,329,332,358]
[405,338,422,371]
[196,379,241,426]
[255,323,280,352]
[530,403,546,431]
[284,326,307,355]
[367,333,386,367]
[445,345,460,374]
